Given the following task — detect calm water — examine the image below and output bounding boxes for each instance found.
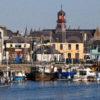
[0,81,100,100]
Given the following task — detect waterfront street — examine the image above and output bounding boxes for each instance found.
[0,81,100,100]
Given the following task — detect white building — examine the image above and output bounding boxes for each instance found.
[0,27,4,64]
[5,36,31,64]
[33,45,62,62]
[89,28,100,61]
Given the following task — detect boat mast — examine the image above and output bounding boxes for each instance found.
[6,51,9,79]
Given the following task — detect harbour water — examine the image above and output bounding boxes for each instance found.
[0,81,100,100]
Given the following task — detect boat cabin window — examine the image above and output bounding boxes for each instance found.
[79,71,86,76]
[15,44,21,48]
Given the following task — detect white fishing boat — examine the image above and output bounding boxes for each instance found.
[96,72,100,82]
[73,68,96,82]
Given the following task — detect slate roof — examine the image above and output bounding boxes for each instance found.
[29,30,51,37]
[51,29,95,43]
[5,36,30,43]
[65,29,95,43]
[29,29,95,43]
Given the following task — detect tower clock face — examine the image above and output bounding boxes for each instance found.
[59,16,62,19]
[59,15,65,22]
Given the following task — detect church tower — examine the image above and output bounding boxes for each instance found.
[55,6,66,43]
[56,6,66,33]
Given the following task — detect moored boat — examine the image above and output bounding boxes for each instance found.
[14,71,26,82]
[73,68,96,82]
[96,72,100,82]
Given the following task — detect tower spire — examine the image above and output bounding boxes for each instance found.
[24,26,28,37]
[61,4,62,10]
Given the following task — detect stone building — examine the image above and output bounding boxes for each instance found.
[33,45,62,62]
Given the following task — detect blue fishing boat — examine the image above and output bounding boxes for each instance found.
[58,71,76,80]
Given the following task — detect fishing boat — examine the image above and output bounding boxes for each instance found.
[14,71,26,82]
[96,72,100,82]
[73,68,96,82]
[35,65,55,81]
[57,67,77,81]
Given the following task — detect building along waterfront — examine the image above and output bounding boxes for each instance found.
[0,7,100,82]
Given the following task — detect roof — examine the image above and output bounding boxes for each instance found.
[52,29,95,43]
[58,9,65,16]
[5,36,30,43]
[90,40,100,45]
[29,29,95,43]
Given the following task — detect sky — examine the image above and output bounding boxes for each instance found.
[0,0,100,32]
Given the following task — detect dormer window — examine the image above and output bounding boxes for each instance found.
[10,44,13,48]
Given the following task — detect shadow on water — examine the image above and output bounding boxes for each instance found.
[0,81,100,100]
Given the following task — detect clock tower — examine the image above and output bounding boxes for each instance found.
[56,6,66,33]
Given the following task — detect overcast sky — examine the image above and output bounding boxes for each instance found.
[0,0,100,32]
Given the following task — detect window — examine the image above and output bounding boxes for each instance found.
[24,44,26,48]
[79,71,86,76]
[60,44,63,50]
[68,44,71,50]
[59,54,64,62]
[68,53,71,58]
[10,44,13,48]
[74,53,80,64]
[15,44,21,48]
[75,53,79,59]
[98,47,100,52]
[93,45,96,49]
[66,53,72,64]
[76,44,79,50]
[52,44,55,48]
